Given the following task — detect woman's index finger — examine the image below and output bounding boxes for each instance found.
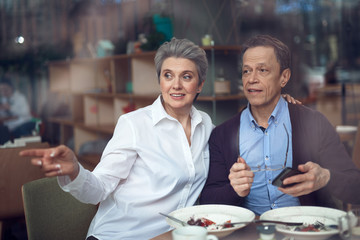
[19,148,48,157]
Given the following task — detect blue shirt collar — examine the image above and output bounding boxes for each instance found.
[245,97,287,130]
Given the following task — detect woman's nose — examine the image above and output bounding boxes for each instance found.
[172,77,182,89]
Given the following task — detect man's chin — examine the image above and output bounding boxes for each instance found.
[247,98,263,106]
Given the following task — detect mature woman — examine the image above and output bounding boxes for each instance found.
[20,38,213,240]
[20,38,298,239]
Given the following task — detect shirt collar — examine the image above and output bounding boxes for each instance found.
[271,97,287,126]
[245,97,287,129]
[151,95,203,127]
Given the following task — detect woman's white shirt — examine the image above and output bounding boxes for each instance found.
[58,96,213,240]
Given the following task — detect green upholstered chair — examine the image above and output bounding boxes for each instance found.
[22,177,97,240]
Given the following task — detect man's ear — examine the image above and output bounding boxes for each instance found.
[280,68,291,88]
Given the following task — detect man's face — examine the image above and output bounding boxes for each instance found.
[242,46,290,111]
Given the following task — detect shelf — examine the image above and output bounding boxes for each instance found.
[84,96,114,126]
[49,117,114,135]
[48,46,245,154]
[83,93,245,102]
[48,117,74,125]
[107,93,245,102]
[49,62,70,92]
[202,45,242,52]
[127,51,157,58]
[76,122,114,135]
[197,93,245,101]
[83,92,115,98]
[131,53,159,95]
[78,154,101,170]
[115,93,157,101]
[73,127,111,153]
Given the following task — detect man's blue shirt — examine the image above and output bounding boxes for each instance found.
[239,97,300,215]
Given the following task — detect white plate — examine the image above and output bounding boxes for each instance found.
[260,206,346,240]
[166,204,255,238]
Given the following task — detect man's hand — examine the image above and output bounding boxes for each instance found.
[228,157,254,197]
[278,162,330,197]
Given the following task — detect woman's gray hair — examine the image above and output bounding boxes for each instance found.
[154,38,208,86]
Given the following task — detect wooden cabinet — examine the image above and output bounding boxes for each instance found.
[48,46,245,169]
[199,46,246,124]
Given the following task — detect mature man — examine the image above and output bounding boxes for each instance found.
[199,35,360,215]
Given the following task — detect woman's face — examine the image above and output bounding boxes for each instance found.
[160,57,204,116]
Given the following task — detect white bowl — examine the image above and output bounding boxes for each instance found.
[260,206,346,240]
[166,204,255,238]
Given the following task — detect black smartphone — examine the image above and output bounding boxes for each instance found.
[272,167,302,188]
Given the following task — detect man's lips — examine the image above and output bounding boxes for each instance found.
[247,88,262,93]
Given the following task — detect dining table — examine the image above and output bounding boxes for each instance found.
[151,222,346,240]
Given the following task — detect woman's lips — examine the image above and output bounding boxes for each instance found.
[170,93,186,99]
[170,93,185,97]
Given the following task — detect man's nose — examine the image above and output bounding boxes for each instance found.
[247,72,258,83]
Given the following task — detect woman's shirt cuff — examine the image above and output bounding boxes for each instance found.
[57,163,86,191]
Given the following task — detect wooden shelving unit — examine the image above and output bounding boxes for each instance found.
[48,46,245,168]
[198,94,245,101]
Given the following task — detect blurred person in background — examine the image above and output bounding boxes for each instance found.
[0,77,35,144]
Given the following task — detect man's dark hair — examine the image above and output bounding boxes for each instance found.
[241,35,291,73]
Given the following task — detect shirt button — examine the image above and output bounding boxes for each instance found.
[268,179,272,184]
[271,203,276,208]
[265,156,269,160]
